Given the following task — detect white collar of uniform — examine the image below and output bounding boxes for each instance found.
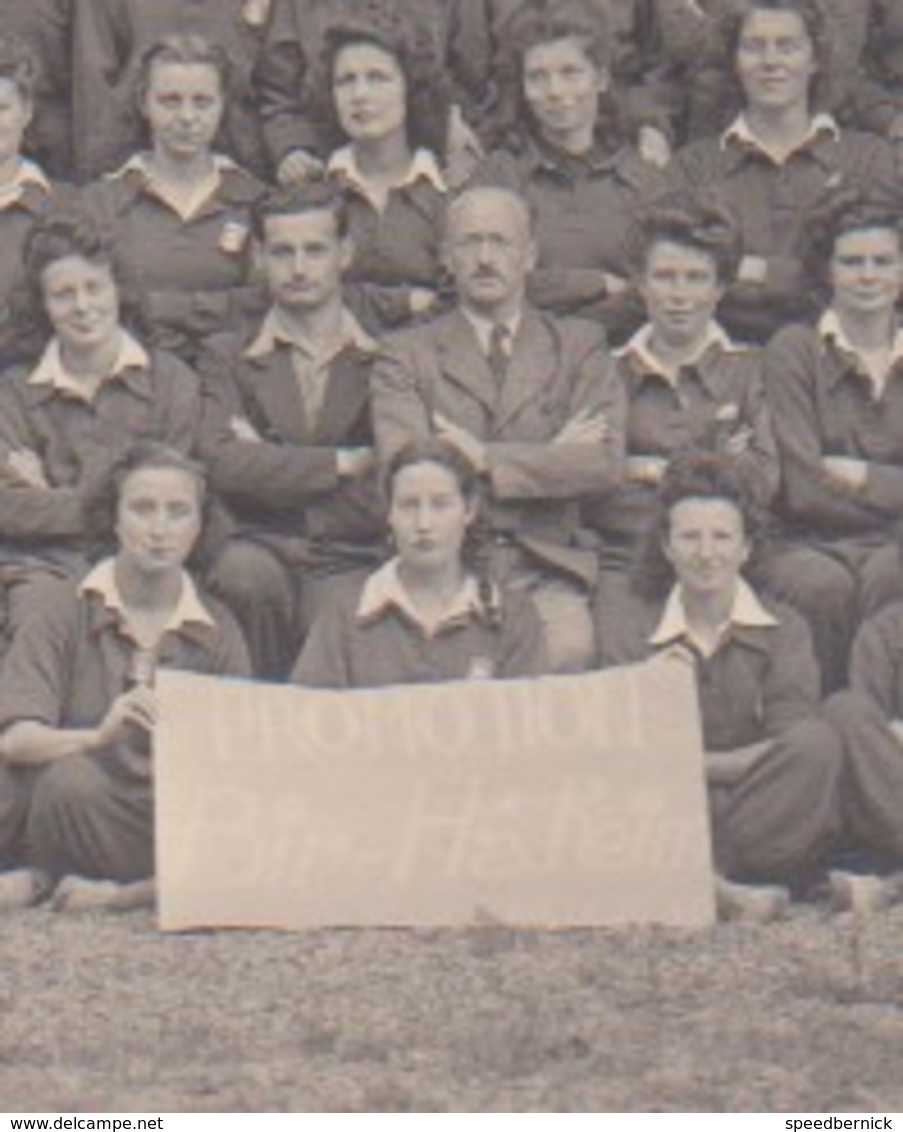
[649,577,778,649]
[27,331,150,398]
[819,308,903,376]
[111,152,239,180]
[614,321,738,379]
[109,152,237,218]
[720,112,840,163]
[327,145,447,198]
[244,304,377,360]
[460,307,523,356]
[356,558,495,632]
[0,158,51,208]
[79,557,215,631]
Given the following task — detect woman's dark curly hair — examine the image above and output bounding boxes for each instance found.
[491,0,623,152]
[631,451,766,600]
[308,1,450,157]
[628,193,742,286]
[383,436,499,624]
[802,186,903,305]
[83,441,212,567]
[6,206,148,361]
[706,0,842,125]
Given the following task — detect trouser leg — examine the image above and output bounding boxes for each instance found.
[206,539,297,679]
[27,752,154,883]
[709,718,842,885]
[859,544,903,621]
[824,689,903,864]
[0,762,38,869]
[757,545,856,694]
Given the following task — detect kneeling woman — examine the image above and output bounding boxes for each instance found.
[600,452,842,918]
[292,439,548,687]
[0,442,250,911]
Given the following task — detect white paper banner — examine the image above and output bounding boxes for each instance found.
[155,657,714,931]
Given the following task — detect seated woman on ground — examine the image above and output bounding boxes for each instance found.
[0,442,251,912]
[291,437,549,688]
[599,452,842,921]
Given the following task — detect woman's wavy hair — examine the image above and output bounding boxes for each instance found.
[628,193,743,286]
[83,441,212,567]
[133,33,231,148]
[706,0,842,124]
[631,451,767,601]
[802,186,903,304]
[491,0,622,152]
[6,206,148,362]
[309,1,450,157]
[382,437,500,625]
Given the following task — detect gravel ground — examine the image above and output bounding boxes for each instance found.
[1,905,902,1113]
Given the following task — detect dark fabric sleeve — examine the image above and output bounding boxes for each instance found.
[254,0,324,165]
[196,340,341,509]
[497,590,549,678]
[764,326,878,531]
[0,583,78,732]
[487,335,626,502]
[759,607,821,737]
[289,601,354,688]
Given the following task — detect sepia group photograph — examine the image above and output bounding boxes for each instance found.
[0,0,901,1119]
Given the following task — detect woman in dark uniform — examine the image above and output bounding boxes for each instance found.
[0,441,250,911]
[81,33,265,363]
[306,4,452,331]
[292,437,548,688]
[599,452,842,919]
[471,0,666,336]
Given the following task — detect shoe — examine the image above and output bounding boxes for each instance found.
[49,875,155,913]
[716,876,791,923]
[828,871,903,915]
[0,869,50,910]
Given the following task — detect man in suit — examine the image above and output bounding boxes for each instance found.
[199,180,384,678]
[371,184,626,671]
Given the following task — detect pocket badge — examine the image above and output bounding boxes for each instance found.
[219,219,250,255]
[241,0,271,27]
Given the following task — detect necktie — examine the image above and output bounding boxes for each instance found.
[487,323,510,383]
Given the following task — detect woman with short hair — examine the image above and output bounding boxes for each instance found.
[667,0,898,343]
[0,441,250,912]
[292,438,548,687]
[81,33,265,362]
[600,452,842,919]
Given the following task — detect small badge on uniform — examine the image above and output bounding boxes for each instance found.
[219,219,250,255]
[242,0,271,27]
[466,656,496,680]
